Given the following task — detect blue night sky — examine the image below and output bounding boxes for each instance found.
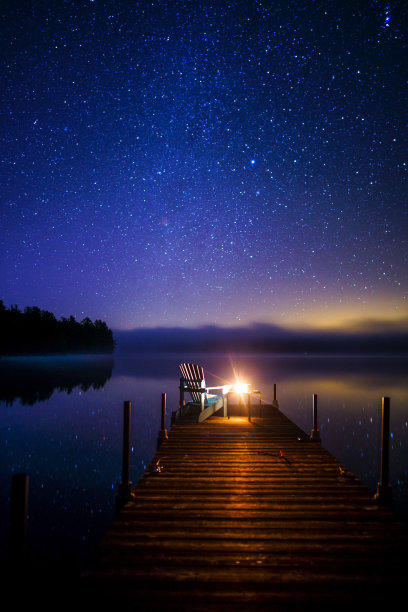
[1,1,407,334]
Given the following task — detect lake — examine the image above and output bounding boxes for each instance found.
[1,351,407,577]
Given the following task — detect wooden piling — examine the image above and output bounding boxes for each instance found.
[272,382,279,408]
[310,393,321,441]
[9,473,29,567]
[179,377,185,414]
[157,392,168,448]
[375,396,393,504]
[117,401,132,507]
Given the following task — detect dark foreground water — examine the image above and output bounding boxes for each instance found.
[1,351,407,576]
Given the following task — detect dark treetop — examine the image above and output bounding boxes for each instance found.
[0,300,114,355]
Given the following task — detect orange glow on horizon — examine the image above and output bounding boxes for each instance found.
[264,300,408,334]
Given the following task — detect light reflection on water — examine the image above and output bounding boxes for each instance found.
[0,352,407,575]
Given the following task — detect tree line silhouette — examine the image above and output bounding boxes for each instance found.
[0,301,114,355]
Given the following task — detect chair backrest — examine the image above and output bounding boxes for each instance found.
[179,363,205,403]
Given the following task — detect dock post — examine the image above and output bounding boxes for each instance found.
[179,378,185,416]
[375,397,393,505]
[117,401,132,509]
[157,393,168,448]
[310,394,321,441]
[272,383,279,408]
[248,392,251,422]
[9,473,29,568]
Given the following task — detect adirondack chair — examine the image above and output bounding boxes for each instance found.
[179,363,232,421]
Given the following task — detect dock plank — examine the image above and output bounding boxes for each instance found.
[80,408,408,609]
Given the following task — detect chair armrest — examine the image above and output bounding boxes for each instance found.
[206,385,233,393]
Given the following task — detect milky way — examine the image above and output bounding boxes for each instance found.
[1,1,407,331]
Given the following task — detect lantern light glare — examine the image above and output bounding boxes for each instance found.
[234,382,249,394]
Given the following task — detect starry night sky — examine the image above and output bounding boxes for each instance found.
[1,0,407,333]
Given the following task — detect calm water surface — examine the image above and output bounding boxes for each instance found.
[1,351,407,575]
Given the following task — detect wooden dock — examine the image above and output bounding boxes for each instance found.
[80,406,408,610]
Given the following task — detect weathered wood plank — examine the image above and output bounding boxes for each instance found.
[80,406,408,609]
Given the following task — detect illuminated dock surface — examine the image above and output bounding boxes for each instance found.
[80,407,407,609]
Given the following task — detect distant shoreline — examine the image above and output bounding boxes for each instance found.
[113,325,408,356]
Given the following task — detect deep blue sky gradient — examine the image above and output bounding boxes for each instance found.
[1,1,407,333]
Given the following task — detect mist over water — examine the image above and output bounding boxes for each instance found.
[1,351,407,575]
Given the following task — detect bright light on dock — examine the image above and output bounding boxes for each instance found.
[234,382,248,394]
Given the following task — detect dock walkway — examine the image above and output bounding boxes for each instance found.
[80,407,408,610]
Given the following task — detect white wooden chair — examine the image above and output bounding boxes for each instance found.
[179,363,231,421]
